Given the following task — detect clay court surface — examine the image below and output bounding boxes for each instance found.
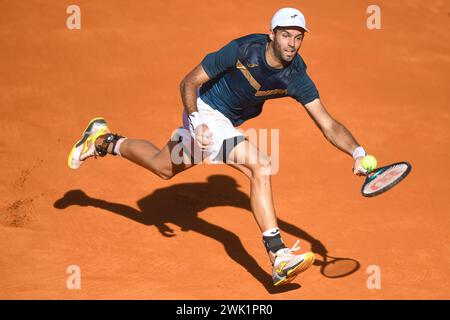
[1,0,449,299]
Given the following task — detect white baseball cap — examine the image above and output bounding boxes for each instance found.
[271,8,309,32]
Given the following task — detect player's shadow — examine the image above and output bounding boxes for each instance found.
[54,174,359,294]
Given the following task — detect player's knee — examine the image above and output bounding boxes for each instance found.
[159,174,172,180]
[156,169,174,180]
[159,173,173,180]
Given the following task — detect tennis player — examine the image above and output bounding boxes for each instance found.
[67,8,368,286]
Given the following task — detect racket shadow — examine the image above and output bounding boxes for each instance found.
[278,220,361,278]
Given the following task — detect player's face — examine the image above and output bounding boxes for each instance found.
[272,27,305,63]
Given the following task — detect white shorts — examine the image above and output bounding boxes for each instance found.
[176,97,244,163]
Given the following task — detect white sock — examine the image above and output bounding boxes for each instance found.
[262,227,280,237]
[114,138,127,157]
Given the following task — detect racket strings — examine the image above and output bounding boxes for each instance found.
[363,163,410,196]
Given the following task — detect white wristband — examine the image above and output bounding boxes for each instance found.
[188,112,204,131]
[352,146,366,160]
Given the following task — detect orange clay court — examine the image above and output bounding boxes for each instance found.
[0,0,449,299]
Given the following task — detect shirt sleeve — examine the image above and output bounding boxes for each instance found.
[201,40,239,79]
[287,71,320,106]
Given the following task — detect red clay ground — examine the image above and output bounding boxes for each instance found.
[0,0,449,299]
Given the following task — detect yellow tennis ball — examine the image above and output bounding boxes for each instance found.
[361,155,378,172]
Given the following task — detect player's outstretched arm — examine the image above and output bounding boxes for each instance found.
[304,98,367,175]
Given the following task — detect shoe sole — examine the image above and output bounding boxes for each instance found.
[274,252,316,286]
[67,117,107,169]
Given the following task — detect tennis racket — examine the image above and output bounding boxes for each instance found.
[361,161,412,197]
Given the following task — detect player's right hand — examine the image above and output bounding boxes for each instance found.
[194,124,214,151]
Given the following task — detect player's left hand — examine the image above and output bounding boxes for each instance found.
[353,157,368,176]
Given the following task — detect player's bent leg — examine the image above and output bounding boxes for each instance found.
[115,135,197,180]
[67,118,196,179]
[226,138,315,285]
